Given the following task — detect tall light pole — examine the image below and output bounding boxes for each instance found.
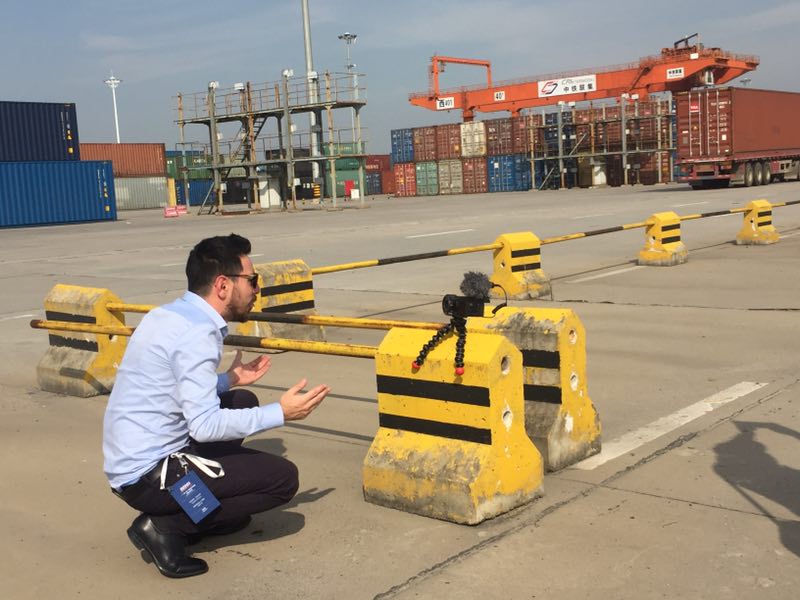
[104,71,122,143]
[338,32,357,141]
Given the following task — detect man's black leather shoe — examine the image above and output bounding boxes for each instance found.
[127,514,208,578]
[187,515,252,545]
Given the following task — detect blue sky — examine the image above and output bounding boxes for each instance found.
[3,1,799,153]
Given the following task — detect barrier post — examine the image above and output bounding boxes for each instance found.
[36,284,127,397]
[491,232,551,299]
[736,199,779,245]
[638,211,688,266]
[471,307,601,471]
[239,259,324,341]
[363,327,543,524]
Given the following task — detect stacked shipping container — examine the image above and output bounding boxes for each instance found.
[80,143,169,210]
[392,120,526,197]
[0,101,117,228]
[389,99,673,197]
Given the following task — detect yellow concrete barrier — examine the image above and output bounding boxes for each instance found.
[36,284,127,397]
[490,232,551,299]
[471,307,601,471]
[638,211,689,266]
[239,259,324,341]
[363,327,543,524]
[736,199,779,245]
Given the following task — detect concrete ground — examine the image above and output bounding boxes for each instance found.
[1,182,799,599]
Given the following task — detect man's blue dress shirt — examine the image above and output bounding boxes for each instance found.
[103,291,284,490]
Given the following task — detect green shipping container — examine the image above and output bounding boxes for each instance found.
[324,142,366,156]
[166,154,213,180]
[325,168,361,198]
[415,161,439,196]
[334,157,362,171]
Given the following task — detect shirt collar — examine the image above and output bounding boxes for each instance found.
[182,291,228,335]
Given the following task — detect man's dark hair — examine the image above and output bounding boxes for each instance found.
[186,233,252,294]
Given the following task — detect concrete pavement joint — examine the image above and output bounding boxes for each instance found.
[595,484,797,523]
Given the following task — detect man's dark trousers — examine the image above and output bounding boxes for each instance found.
[116,390,298,536]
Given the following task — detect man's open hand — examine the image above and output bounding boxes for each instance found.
[280,378,330,421]
[227,349,271,387]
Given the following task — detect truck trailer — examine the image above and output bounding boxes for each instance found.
[675,87,800,189]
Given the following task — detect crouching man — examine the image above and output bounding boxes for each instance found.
[103,233,330,578]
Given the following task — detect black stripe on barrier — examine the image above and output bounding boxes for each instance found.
[662,223,681,232]
[758,211,773,217]
[48,334,98,352]
[521,349,560,369]
[523,384,562,404]
[760,221,773,227]
[511,262,541,272]
[376,250,451,266]
[511,247,540,258]
[261,300,315,313]
[376,375,490,407]
[261,280,313,296]
[583,225,625,237]
[662,235,681,245]
[378,413,492,445]
[45,311,96,324]
[698,209,733,218]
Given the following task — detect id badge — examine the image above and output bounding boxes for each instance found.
[168,470,221,524]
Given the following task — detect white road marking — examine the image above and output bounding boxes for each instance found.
[672,201,709,208]
[572,213,611,219]
[0,313,36,322]
[781,231,800,238]
[565,265,645,283]
[573,381,768,470]
[160,262,184,267]
[406,229,475,239]
[250,253,264,258]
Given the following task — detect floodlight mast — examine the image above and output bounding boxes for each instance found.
[104,71,122,143]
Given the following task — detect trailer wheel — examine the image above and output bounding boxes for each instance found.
[744,162,754,187]
[753,162,763,186]
[761,162,771,185]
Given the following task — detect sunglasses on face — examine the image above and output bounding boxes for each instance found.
[224,273,260,289]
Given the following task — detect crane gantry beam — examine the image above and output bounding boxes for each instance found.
[409,35,759,121]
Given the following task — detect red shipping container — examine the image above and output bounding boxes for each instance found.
[676,87,800,159]
[413,126,437,162]
[393,163,416,197]
[366,154,391,172]
[435,124,461,160]
[79,143,166,177]
[461,157,488,194]
[484,117,529,156]
[381,169,396,195]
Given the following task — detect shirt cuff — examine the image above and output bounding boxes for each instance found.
[216,372,231,394]
[259,402,285,430]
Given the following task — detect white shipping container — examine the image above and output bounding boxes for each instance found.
[258,177,283,208]
[460,121,487,158]
[114,176,170,210]
[438,159,463,195]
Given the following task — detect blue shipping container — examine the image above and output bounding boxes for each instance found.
[175,179,214,207]
[0,101,80,162]
[0,161,116,228]
[390,129,414,164]
[365,172,382,195]
[487,154,532,192]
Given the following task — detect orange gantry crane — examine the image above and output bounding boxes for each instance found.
[409,34,759,121]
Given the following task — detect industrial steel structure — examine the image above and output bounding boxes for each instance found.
[174,71,367,213]
[408,35,759,188]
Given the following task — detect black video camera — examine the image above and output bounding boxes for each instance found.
[441,294,486,318]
